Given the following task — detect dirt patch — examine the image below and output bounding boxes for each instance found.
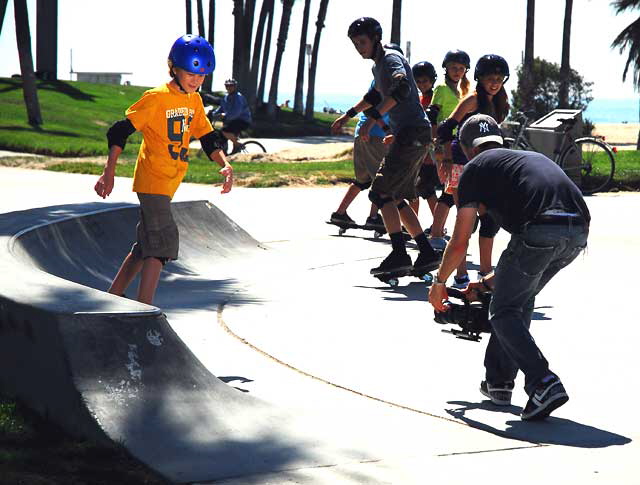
[0,156,104,170]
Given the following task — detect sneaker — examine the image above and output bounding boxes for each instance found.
[480,380,514,406]
[370,251,412,275]
[364,214,385,230]
[412,251,442,274]
[428,236,448,251]
[330,211,355,225]
[477,271,490,281]
[521,375,569,421]
[452,274,470,289]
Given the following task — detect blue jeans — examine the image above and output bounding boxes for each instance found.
[485,223,589,395]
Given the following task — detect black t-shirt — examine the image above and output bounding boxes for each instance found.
[457,148,591,234]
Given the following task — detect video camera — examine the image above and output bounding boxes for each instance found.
[434,288,492,342]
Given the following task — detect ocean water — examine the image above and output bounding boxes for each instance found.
[280,92,640,124]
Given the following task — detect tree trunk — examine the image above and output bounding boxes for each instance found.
[185,0,192,34]
[14,0,42,126]
[293,0,311,114]
[520,0,535,111]
[0,0,8,36]
[196,0,205,37]
[232,0,244,83]
[248,0,272,109]
[305,0,329,121]
[257,0,275,107]
[36,0,57,80]
[559,0,573,108]
[202,0,215,93]
[267,0,294,120]
[391,0,401,45]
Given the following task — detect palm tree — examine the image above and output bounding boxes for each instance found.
[35,0,58,80]
[267,0,295,120]
[14,0,42,126]
[305,0,329,121]
[293,0,311,114]
[232,0,257,87]
[558,0,573,108]
[1,0,8,35]
[196,0,205,37]
[391,0,401,45]
[185,0,192,34]
[520,0,535,111]
[611,0,640,148]
[257,0,275,106]
[247,0,273,109]
[202,0,215,93]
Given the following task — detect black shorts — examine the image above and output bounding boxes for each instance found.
[416,163,439,199]
[222,119,251,135]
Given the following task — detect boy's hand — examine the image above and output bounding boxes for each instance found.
[330,114,348,135]
[95,170,115,199]
[359,118,375,142]
[383,134,395,145]
[219,165,233,193]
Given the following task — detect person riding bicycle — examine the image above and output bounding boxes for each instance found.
[434,54,510,288]
[211,78,253,154]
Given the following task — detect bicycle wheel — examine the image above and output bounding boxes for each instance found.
[560,138,615,195]
[238,140,267,154]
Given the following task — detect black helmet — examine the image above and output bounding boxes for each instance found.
[224,78,238,86]
[384,42,404,55]
[348,17,382,40]
[442,49,470,69]
[412,61,437,82]
[474,54,510,82]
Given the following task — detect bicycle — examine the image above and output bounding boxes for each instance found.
[503,111,616,194]
[205,112,267,156]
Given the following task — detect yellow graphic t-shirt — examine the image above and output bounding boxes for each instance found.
[126,83,212,198]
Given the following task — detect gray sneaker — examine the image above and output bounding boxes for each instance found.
[521,375,569,421]
[480,380,514,406]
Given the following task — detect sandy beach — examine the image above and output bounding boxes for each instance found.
[592,122,639,147]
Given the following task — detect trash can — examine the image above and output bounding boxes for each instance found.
[525,109,583,185]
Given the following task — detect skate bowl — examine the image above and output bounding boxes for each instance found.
[0,200,378,483]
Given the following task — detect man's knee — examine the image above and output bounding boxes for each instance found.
[354,180,372,191]
[479,213,500,238]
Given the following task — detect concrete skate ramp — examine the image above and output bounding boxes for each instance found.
[0,201,365,483]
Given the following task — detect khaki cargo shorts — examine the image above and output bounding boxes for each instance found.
[371,125,430,201]
[353,135,388,184]
[131,193,179,262]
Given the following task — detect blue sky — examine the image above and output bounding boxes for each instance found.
[1,0,638,101]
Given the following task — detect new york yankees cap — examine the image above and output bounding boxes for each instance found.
[459,114,503,148]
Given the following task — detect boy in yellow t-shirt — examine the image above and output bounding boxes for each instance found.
[94,34,232,305]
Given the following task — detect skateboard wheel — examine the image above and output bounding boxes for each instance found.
[422,273,433,285]
[339,228,346,235]
[388,278,399,287]
[374,231,383,238]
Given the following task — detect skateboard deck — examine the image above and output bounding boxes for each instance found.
[326,220,386,238]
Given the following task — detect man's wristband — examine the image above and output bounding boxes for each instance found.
[346,107,358,118]
[434,274,446,285]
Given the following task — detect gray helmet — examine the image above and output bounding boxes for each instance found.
[383,43,404,55]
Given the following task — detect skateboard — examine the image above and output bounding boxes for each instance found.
[326,220,386,238]
[372,266,434,287]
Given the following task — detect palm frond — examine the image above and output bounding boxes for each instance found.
[610,0,640,15]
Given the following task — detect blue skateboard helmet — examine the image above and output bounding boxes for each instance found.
[168,35,216,75]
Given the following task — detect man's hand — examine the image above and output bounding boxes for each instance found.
[383,134,395,145]
[331,114,349,135]
[462,282,484,302]
[94,169,115,199]
[428,283,449,313]
[219,165,233,194]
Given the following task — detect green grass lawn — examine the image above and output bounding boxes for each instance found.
[0,77,353,157]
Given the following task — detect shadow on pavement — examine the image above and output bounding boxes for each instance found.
[445,400,632,448]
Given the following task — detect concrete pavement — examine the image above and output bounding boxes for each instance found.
[0,166,638,484]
